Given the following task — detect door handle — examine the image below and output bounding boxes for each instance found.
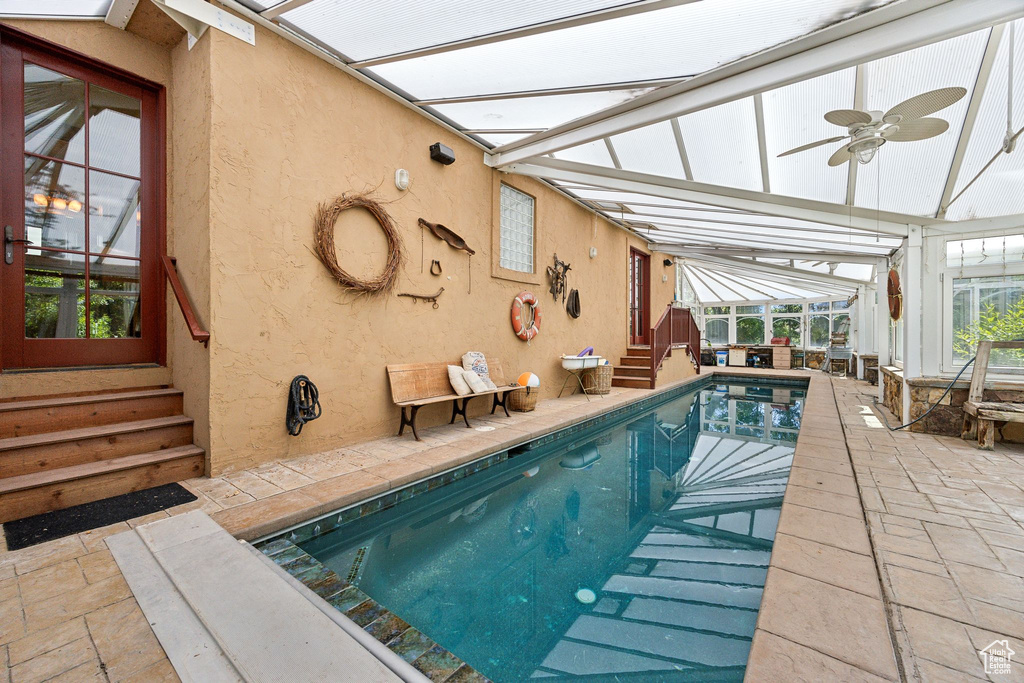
[4,225,33,265]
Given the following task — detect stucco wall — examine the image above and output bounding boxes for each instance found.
[202,24,688,473]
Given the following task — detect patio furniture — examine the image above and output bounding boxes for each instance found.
[386,358,521,440]
[961,340,1024,450]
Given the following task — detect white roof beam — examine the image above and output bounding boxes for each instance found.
[753,94,770,194]
[346,0,701,68]
[683,248,885,265]
[630,212,901,239]
[706,269,784,299]
[647,223,896,252]
[650,233,891,260]
[262,0,311,20]
[104,0,139,29]
[846,65,865,206]
[669,118,693,181]
[605,139,623,170]
[488,0,1024,165]
[648,226,894,253]
[685,266,735,301]
[413,78,686,106]
[502,157,916,234]
[937,24,1005,218]
[924,212,1024,235]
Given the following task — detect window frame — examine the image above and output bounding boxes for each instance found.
[491,179,540,285]
[941,246,1024,376]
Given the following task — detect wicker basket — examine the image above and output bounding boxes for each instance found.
[582,365,613,395]
[508,388,538,412]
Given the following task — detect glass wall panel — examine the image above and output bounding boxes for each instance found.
[772,317,801,345]
[952,275,1024,368]
[736,316,764,344]
[704,318,728,344]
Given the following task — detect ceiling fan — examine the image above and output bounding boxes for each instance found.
[778,86,967,166]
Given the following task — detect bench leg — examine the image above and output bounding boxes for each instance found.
[961,413,977,441]
[398,406,421,441]
[978,419,995,450]
[450,397,473,428]
[491,392,511,417]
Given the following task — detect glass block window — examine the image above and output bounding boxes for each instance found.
[499,184,534,273]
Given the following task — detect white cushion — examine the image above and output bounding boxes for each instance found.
[462,370,489,394]
[448,366,472,396]
[462,352,490,379]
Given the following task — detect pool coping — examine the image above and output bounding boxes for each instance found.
[215,367,899,681]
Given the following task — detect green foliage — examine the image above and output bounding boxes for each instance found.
[954,299,1024,366]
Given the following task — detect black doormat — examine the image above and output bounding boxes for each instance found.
[2,483,197,551]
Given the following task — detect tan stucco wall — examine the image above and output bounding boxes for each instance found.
[201,24,689,474]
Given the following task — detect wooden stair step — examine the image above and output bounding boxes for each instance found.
[0,415,194,478]
[614,365,650,378]
[625,346,651,357]
[0,445,205,523]
[620,356,649,366]
[611,376,654,389]
[0,388,184,439]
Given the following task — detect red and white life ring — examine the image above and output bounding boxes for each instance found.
[511,291,541,341]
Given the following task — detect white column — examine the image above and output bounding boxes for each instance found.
[902,225,923,423]
[855,285,869,379]
[876,262,891,402]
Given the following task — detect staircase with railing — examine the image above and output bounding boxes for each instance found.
[612,305,700,390]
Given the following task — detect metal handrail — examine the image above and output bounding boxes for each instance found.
[161,255,209,348]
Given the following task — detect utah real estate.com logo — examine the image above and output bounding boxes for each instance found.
[980,640,1015,676]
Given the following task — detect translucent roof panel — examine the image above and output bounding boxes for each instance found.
[945,19,1024,221]
[360,0,892,100]
[551,140,614,167]
[278,0,637,62]
[608,121,686,179]
[676,98,762,191]
[853,30,988,216]
[0,0,111,16]
[428,90,653,132]
[762,68,856,203]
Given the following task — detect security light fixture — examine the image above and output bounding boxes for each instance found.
[429,142,455,165]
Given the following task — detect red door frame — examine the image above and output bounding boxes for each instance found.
[0,25,166,370]
[629,247,651,346]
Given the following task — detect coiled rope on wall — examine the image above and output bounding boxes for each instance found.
[313,193,404,295]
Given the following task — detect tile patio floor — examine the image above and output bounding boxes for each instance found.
[0,373,1021,681]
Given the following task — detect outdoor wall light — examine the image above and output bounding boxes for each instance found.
[395,168,410,190]
[429,142,456,165]
[663,258,673,267]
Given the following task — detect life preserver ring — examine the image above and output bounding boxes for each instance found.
[511,291,541,341]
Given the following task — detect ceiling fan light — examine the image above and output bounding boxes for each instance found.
[848,137,885,165]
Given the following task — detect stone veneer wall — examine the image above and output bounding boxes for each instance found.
[906,377,1024,442]
[861,354,878,385]
[880,366,903,419]
[804,350,826,370]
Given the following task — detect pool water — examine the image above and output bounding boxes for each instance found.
[299,380,804,681]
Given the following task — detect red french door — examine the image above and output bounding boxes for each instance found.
[0,27,164,369]
[629,248,650,346]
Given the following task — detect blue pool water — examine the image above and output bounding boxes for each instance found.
[299,380,804,681]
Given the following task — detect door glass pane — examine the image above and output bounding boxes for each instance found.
[24,157,86,251]
[88,84,141,177]
[89,170,140,256]
[24,251,85,338]
[89,257,141,338]
[24,64,85,164]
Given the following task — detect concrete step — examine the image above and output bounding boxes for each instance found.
[107,511,410,682]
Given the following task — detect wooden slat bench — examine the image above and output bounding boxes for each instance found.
[961,340,1024,450]
[386,358,523,440]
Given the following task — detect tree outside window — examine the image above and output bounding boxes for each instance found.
[736,316,765,344]
[772,317,801,345]
[953,275,1024,368]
